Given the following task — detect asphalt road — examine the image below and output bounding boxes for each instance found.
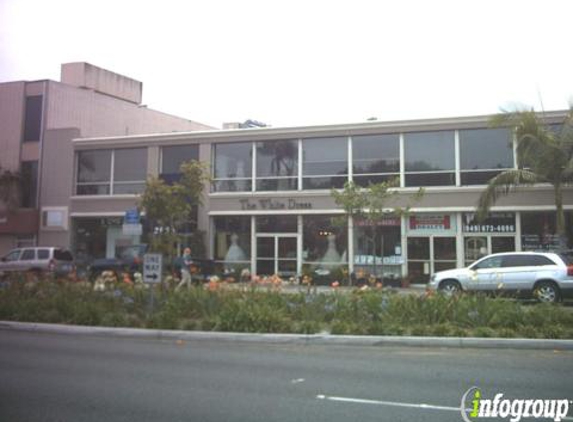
[1,330,572,422]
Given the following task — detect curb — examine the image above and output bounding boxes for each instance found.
[2,320,573,350]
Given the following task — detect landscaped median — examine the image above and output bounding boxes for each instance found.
[0,279,572,339]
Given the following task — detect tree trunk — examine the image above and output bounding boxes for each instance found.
[554,183,568,249]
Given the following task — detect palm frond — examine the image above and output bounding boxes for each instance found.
[476,169,542,221]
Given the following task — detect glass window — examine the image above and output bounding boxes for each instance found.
[303,215,347,267]
[354,221,402,278]
[20,161,38,208]
[473,256,503,270]
[113,148,147,194]
[161,145,199,182]
[213,142,252,192]
[23,96,42,142]
[303,137,348,189]
[352,134,400,187]
[76,150,112,195]
[15,235,36,248]
[3,250,21,261]
[213,216,251,273]
[256,140,298,191]
[521,212,561,251]
[20,249,35,260]
[404,131,455,187]
[407,237,430,283]
[460,128,513,185]
[37,249,50,260]
[256,215,297,233]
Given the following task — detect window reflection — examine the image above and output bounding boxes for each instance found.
[353,134,399,187]
[256,140,298,191]
[460,128,513,185]
[213,142,252,192]
[303,137,348,189]
[404,131,455,187]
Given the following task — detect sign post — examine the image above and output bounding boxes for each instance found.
[143,253,162,314]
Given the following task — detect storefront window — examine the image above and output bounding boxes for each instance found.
[213,142,252,192]
[352,134,400,187]
[213,216,251,273]
[354,218,402,278]
[521,212,560,251]
[460,128,513,185]
[256,215,297,233]
[303,215,347,272]
[433,237,457,272]
[113,148,147,194]
[407,237,430,283]
[256,139,298,191]
[303,137,348,189]
[161,145,199,184]
[404,131,455,186]
[76,150,112,195]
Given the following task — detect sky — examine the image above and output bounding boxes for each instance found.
[1,0,572,129]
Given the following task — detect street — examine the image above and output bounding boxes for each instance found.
[0,330,572,422]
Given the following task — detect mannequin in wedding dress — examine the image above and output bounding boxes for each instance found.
[225,233,246,262]
[320,233,341,266]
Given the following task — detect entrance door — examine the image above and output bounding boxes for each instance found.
[256,234,298,277]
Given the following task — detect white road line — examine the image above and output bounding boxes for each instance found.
[316,395,573,421]
[316,394,462,413]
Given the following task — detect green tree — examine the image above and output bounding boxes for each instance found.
[331,178,424,279]
[476,108,573,246]
[0,166,21,212]
[138,161,210,266]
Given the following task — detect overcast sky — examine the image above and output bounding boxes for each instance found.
[1,0,572,128]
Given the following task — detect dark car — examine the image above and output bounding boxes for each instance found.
[88,245,147,279]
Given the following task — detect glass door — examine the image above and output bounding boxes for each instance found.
[256,234,298,277]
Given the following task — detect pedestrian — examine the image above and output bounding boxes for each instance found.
[175,247,193,292]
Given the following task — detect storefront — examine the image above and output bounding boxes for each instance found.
[69,112,573,283]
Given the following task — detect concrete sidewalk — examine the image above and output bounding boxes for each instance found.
[2,320,572,351]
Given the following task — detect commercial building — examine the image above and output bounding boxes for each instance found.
[71,111,572,283]
[0,62,214,255]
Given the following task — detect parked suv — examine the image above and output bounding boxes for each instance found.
[0,247,75,278]
[428,252,573,303]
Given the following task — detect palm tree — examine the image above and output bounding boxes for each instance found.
[476,107,573,246]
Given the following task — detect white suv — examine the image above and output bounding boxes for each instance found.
[0,247,75,278]
[428,252,573,303]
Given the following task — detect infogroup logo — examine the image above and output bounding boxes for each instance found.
[461,387,571,422]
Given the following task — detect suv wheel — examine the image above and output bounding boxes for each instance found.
[439,280,461,296]
[534,281,561,303]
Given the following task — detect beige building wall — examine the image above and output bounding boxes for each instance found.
[0,82,25,171]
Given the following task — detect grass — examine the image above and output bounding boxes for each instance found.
[1,277,572,339]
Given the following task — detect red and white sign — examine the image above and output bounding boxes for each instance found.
[409,215,451,231]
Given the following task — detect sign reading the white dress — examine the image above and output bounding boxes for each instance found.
[239,198,312,211]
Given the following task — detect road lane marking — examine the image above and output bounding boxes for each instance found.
[316,395,573,421]
[317,394,470,413]
[291,378,305,384]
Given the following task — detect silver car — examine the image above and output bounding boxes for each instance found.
[0,247,75,278]
[428,252,573,303]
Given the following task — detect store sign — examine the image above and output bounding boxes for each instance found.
[462,213,515,233]
[239,198,312,211]
[354,217,401,227]
[124,208,140,224]
[409,214,452,231]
